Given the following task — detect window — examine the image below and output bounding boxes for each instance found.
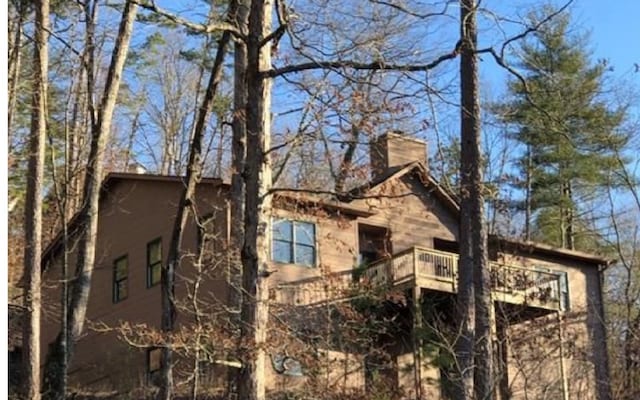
[558,271,569,311]
[147,347,162,384]
[272,219,316,267]
[358,224,391,266]
[147,238,162,287]
[534,265,570,311]
[113,255,128,303]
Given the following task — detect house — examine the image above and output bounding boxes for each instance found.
[40,132,611,399]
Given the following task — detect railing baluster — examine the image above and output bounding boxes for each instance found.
[272,247,562,310]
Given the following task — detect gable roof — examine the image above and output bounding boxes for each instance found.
[343,161,611,267]
[103,172,224,186]
[41,173,225,266]
[489,235,612,266]
[344,160,459,214]
[273,190,377,218]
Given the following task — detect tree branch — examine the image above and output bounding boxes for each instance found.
[265,45,461,78]
[130,0,245,40]
[368,0,456,20]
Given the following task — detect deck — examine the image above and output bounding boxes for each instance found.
[272,247,564,311]
[363,247,564,311]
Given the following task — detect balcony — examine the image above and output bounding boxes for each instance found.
[271,270,355,307]
[362,247,564,311]
[272,247,565,312]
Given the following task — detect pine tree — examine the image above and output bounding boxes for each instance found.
[495,11,627,250]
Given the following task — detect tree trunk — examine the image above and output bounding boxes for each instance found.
[43,3,138,398]
[334,125,360,194]
[238,1,273,399]
[8,2,25,136]
[22,1,49,398]
[524,144,532,241]
[66,64,89,216]
[564,182,574,250]
[453,1,475,397]
[157,7,234,398]
[228,0,249,396]
[461,1,493,398]
[455,1,493,399]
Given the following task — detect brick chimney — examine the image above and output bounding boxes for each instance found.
[370,131,427,179]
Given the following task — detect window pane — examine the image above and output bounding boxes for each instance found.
[559,272,569,310]
[295,244,315,267]
[273,240,292,263]
[272,220,316,267]
[116,280,127,300]
[148,240,161,264]
[150,265,162,286]
[295,222,315,246]
[273,220,292,241]
[115,258,127,280]
[558,272,568,291]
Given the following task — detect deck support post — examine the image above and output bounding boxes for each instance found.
[557,311,569,400]
[495,312,510,400]
[412,286,424,400]
[489,297,498,399]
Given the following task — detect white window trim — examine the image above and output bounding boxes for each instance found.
[271,218,318,267]
[534,265,570,311]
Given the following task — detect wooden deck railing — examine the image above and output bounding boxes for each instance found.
[271,247,564,310]
[271,270,354,306]
[364,247,563,310]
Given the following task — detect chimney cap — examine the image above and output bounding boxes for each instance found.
[381,130,427,145]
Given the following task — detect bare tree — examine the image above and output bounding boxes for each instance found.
[453,1,477,398]
[228,0,250,396]
[8,0,29,136]
[237,1,274,399]
[156,2,235,397]
[454,1,494,399]
[43,2,138,398]
[604,137,640,400]
[21,0,49,398]
[128,31,212,175]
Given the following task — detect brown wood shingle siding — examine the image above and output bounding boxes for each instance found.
[38,170,608,398]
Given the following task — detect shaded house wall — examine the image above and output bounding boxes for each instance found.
[352,173,459,250]
[9,304,24,396]
[497,248,608,400]
[40,176,230,391]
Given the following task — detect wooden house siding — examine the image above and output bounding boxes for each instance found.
[37,170,609,399]
[40,177,231,391]
[352,174,458,251]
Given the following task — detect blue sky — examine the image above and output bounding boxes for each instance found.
[478,0,640,96]
[472,0,640,233]
[573,0,640,76]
